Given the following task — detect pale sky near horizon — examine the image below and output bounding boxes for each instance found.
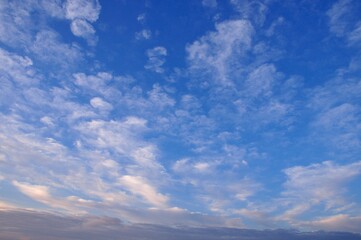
[1,0,361,236]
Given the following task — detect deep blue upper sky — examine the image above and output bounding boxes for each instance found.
[1,0,361,235]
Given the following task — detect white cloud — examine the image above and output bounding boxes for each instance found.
[65,0,101,22]
[0,48,37,85]
[74,72,112,88]
[13,181,51,203]
[31,30,83,69]
[180,94,202,111]
[0,1,35,47]
[183,15,296,143]
[137,13,146,24]
[172,158,190,172]
[173,158,217,174]
[0,0,100,48]
[308,77,361,151]
[12,181,90,212]
[202,0,217,8]
[200,179,260,214]
[40,116,54,126]
[327,0,354,37]
[314,103,359,129]
[301,214,361,233]
[348,21,361,45]
[135,29,152,40]
[70,18,97,45]
[1,0,360,232]
[40,0,65,18]
[326,0,361,47]
[186,19,253,85]
[147,84,175,109]
[119,175,168,208]
[124,116,147,127]
[130,145,159,169]
[229,0,268,26]
[194,162,211,172]
[0,112,172,217]
[172,156,260,214]
[244,63,277,97]
[145,46,167,73]
[280,161,361,218]
[265,17,285,37]
[65,0,101,44]
[75,117,170,189]
[76,118,146,156]
[0,114,117,209]
[90,97,113,111]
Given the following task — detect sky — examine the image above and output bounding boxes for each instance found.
[1,0,361,238]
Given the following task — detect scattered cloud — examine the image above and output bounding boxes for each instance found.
[230,0,268,26]
[308,75,361,152]
[1,0,361,235]
[119,175,169,207]
[64,0,101,44]
[137,13,146,24]
[145,46,168,73]
[349,22,361,45]
[90,97,113,111]
[202,0,217,8]
[64,0,101,22]
[12,181,90,212]
[280,161,361,220]
[136,29,152,40]
[0,0,36,48]
[327,0,361,47]
[327,0,355,37]
[70,18,97,45]
[31,30,83,69]
[40,0,65,19]
[0,48,37,85]
[186,19,253,86]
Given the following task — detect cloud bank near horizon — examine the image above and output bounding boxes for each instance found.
[0,209,361,240]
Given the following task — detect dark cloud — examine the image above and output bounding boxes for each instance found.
[1,210,360,240]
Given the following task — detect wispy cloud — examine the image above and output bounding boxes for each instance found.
[279,161,361,220]
[202,0,217,8]
[145,46,168,73]
[119,175,169,207]
[187,19,253,86]
[31,30,84,69]
[327,0,361,46]
[230,0,268,26]
[327,0,355,37]
[136,29,152,40]
[0,48,37,85]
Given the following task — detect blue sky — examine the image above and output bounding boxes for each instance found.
[1,0,361,236]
